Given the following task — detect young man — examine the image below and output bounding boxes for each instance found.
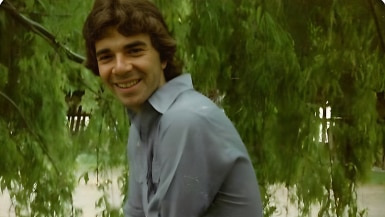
[83,0,263,216]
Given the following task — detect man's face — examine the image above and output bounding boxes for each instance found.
[95,28,167,112]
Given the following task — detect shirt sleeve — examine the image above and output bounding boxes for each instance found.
[124,173,145,217]
[124,126,146,217]
[147,109,245,217]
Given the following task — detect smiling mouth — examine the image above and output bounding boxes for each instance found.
[115,80,140,88]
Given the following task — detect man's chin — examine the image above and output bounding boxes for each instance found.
[121,99,142,113]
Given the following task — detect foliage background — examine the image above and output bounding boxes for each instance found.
[1,0,385,216]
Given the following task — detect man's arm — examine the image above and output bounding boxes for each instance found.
[147,111,240,217]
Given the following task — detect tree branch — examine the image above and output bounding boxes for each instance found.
[0,0,85,64]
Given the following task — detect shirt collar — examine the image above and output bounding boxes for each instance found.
[127,74,193,134]
[148,73,193,114]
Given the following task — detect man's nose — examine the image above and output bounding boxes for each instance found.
[113,55,132,75]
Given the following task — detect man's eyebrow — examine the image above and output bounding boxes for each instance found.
[96,40,148,57]
[123,40,147,49]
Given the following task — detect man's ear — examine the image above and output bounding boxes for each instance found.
[161,61,167,70]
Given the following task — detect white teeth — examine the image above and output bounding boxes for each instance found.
[115,80,139,88]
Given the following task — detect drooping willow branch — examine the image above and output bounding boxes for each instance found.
[368,0,385,53]
[0,91,61,175]
[0,0,104,98]
[0,0,85,64]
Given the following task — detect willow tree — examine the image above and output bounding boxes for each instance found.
[0,3,74,217]
[1,0,384,216]
[0,0,128,216]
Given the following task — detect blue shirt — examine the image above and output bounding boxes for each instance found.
[124,74,263,217]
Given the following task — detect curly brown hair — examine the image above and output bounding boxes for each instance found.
[83,0,182,81]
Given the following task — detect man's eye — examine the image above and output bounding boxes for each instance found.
[128,48,144,55]
[98,55,111,61]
